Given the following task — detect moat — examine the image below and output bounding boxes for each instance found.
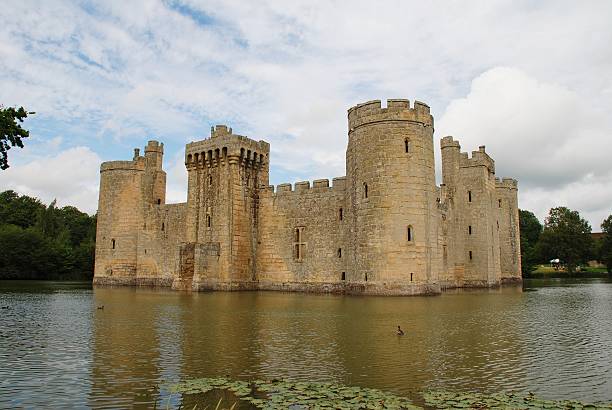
[1,279,611,408]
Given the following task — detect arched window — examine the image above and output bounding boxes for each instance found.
[407,226,413,242]
[111,239,115,249]
[157,198,161,205]
[405,138,411,153]
[364,183,368,199]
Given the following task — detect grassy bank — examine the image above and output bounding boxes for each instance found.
[526,264,610,279]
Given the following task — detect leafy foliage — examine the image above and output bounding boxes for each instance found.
[0,190,96,280]
[0,105,33,170]
[169,377,419,409]
[423,390,612,409]
[519,209,542,274]
[601,215,612,273]
[537,207,592,274]
[167,376,612,409]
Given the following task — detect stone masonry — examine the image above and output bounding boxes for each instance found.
[93,99,521,295]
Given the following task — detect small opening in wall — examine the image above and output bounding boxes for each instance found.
[341,272,346,281]
[339,208,343,221]
[468,225,472,235]
[111,239,115,249]
[293,227,305,261]
[157,198,161,205]
[364,183,368,199]
[497,221,499,230]
[468,190,472,202]
[410,272,413,282]
[498,199,502,208]
[337,248,342,258]
[365,273,368,282]
[109,269,113,276]
[144,249,147,254]
[407,226,413,242]
[209,175,213,186]
[161,222,165,231]
[405,138,410,153]
[469,250,473,260]
[206,215,211,228]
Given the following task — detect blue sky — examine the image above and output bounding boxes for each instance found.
[1,0,611,228]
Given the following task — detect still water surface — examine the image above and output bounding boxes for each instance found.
[0,279,611,408]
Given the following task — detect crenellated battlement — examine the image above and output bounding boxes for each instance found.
[100,158,145,173]
[184,124,270,170]
[495,177,518,189]
[440,136,461,149]
[263,177,347,196]
[458,145,495,174]
[347,99,433,131]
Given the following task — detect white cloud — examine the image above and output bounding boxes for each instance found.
[437,67,612,227]
[0,147,101,214]
[1,1,612,227]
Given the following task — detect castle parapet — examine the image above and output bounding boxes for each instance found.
[496,177,518,189]
[347,99,433,131]
[100,159,145,173]
[440,136,461,149]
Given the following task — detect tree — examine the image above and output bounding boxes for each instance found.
[0,105,34,170]
[519,209,542,274]
[601,215,612,273]
[0,190,44,228]
[538,207,592,274]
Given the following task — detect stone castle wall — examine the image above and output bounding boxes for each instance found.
[94,99,521,295]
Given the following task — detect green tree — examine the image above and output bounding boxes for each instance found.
[0,106,34,170]
[0,190,44,228]
[519,209,542,274]
[538,207,593,274]
[600,215,612,273]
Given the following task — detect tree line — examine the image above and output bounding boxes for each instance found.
[0,190,96,280]
[520,207,612,275]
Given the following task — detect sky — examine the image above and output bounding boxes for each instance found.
[1,0,611,229]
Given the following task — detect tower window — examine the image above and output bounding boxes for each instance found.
[410,272,414,282]
[161,223,165,231]
[405,138,411,153]
[407,226,413,242]
[341,272,346,281]
[497,221,499,230]
[293,227,306,261]
[365,273,368,282]
[468,225,472,235]
[157,199,161,205]
[364,183,368,199]
[468,191,472,202]
[339,208,343,221]
[337,248,342,258]
[111,239,115,249]
[206,215,211,228]
[498,199,502,208]
[469,250,473,260]
[208,175,213,186]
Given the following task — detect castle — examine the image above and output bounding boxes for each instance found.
[93,99,521,295]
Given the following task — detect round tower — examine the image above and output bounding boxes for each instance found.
[93,157,145,285]
[346,99,440,294]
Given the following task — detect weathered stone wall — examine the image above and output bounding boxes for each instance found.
[496,178,522,282]
[256,178,347,288]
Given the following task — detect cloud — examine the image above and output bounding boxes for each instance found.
[0,147,101,214]
[1,1,611,227]
[437,67,612,227]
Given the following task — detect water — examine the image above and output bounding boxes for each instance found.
[0,279,611,408]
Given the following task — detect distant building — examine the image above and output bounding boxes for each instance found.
[94,99,521,295]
